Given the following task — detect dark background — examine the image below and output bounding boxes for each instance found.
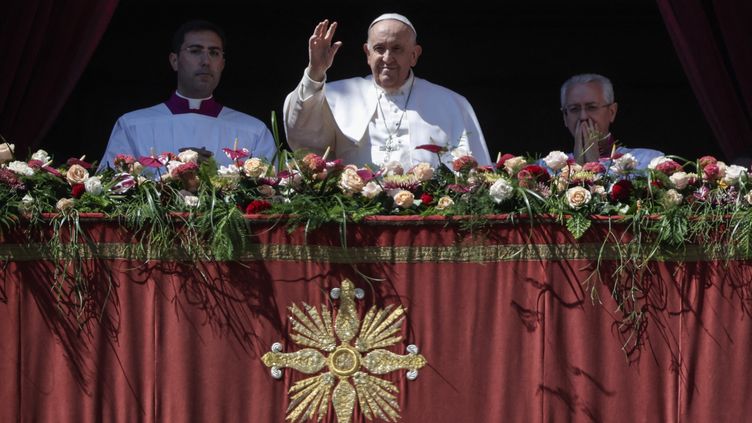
[42,0,720,164]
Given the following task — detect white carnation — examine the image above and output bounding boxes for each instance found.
[610,153,638,173]
[7,161,34,176]
[31,149,51,163]
[489,178,514,203]
[84,176,103,195]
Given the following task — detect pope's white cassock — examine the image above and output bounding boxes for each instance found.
[99,93,276,171]
[284,70,492,170]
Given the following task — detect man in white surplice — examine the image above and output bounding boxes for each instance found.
[99,20,276,171]
[283,13,492,170]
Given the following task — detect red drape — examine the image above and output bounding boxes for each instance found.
[656,0,752,161]
[2,217,752,422]
[0,0,118,157]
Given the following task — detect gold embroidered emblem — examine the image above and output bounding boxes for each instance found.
[262,279,427,422]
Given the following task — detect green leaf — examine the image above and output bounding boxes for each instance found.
[566,213,591,239]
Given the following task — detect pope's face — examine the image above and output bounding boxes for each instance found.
[363,20,421,91]
[562,82,617,137]
[169,30,225,98]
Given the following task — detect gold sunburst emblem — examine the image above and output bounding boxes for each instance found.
[262,279,427,422]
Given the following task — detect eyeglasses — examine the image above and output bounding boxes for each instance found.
[182,46,225,60]
[561,103,612,115]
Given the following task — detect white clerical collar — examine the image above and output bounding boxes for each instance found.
[374,72,415,97]
[175,91,213,110]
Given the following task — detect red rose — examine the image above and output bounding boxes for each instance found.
[517,164,550,183]
[609,179,632,203]
[245,200,272,214]
[420,193,433,205]
[71,183,86,199]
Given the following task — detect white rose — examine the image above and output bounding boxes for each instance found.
[503,156,527,175]
[435,196,454,210]
[664,189,683,206]
[31,149,51,163]
[489,178,514,203]
[745,192,752,205]
[610,153,638,173]
[566,186,591,209]
[410,162,434,182]
[543,151,569,172]
[7,161,34,176]
[339,167,365,195]
[0,143,14,163]
[669,171,690,190]
[361,181,383,199]
[177,149,199,163]
[84,176,103,195]
[392,190,414,208]
[65,164,89,184]
[243,157,269,178]
[22,194,34,205]
[722,164,747,185]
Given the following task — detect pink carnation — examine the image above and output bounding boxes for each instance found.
[655,160,682,175]
[582,161,606,174]
[452,155,478,173]
[301,153,326,174]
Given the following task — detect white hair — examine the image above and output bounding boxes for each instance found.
[560,73,615,108]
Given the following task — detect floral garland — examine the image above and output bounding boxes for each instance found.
[4,138,752,354]
[2,140,752,242]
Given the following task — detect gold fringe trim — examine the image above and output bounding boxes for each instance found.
[0,242,747,263]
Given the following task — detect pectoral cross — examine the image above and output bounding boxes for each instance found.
[379,136,400,153]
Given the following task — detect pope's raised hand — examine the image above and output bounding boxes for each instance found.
[307,20,342,82]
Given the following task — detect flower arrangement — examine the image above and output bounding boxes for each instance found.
[3,139,752,246]
[5,136,752,353]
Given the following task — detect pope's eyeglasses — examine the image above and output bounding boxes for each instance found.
[562,103,612,115]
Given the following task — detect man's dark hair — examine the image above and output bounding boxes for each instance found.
[171,20,226,53]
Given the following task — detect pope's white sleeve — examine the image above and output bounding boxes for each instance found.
[283,70,336,156]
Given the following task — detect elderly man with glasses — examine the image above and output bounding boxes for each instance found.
[99,20,275,170]
[560,73,662,168]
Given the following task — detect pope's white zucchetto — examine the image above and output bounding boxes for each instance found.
[369,13,417,37]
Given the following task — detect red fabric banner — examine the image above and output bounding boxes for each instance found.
[1,217,751,422]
